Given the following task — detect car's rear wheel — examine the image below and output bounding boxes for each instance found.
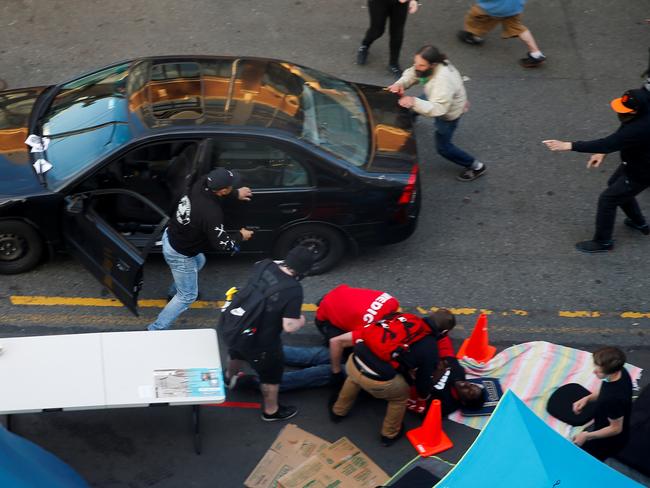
[0,220,44,274]
[273,224,346,275]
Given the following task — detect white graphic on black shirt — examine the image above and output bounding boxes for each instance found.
[214,224,236,251]
[176,196,191,225]
[433,368,452,390]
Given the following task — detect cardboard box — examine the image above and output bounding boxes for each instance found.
[277,437,389,488]
[244,424,330,488]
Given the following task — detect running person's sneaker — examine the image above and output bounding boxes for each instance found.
[624,218,650,235]
[457,165,487,182]
[575,240,614,253]
[519,53,546,68]
[457,30,484,45]
[356,45,369,65]
[261,405,298,422]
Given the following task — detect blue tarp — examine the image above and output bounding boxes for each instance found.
[0,425,88,487]
[435,390,644,488]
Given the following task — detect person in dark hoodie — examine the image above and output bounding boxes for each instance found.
[148,168,253,331]
[543,88,650,253]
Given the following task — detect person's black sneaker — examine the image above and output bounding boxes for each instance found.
[388,64,402,79]
[456,165,487,182]
[519,53,546,68]
[356,45,369,65]
[624,218,650,235]
[575,240,614,253]
[457,30,484,46]
[261,405,298,422]
[380,424,405,447]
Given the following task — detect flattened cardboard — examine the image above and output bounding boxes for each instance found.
[278,437,388,488]
[244,424,330,488]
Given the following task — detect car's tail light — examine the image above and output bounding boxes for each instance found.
[398,164,419,205]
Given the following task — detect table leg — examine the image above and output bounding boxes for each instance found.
[5,414,11,432]
[192,405,201,455]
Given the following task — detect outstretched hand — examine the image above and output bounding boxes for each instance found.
[542,140,572,151]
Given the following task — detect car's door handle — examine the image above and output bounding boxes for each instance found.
[279,203,303,214]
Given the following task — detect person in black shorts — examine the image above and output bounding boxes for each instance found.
[572,346,633,461]
[225,246,315,421]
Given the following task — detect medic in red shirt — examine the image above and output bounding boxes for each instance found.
[315,284,400,340]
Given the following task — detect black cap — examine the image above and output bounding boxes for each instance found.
[283,246,316,277]
[206,168,240,191]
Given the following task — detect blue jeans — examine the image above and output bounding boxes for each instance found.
[147,229,206,331]
[434,117,475,168]
[280,346,332,392]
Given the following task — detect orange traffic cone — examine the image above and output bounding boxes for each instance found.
[407,399,453,457]
[456,313,496,363]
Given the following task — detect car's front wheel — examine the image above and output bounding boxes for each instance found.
[273,224,347,275]
[0,220,44,274]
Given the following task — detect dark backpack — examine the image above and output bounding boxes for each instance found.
[218,259,296,350]
[358,312,431,368]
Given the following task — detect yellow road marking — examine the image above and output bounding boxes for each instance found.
[6,295,649,320]
[558,311,602,318]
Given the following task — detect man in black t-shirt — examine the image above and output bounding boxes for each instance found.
[225,246,315,422]
[572,346,633,461]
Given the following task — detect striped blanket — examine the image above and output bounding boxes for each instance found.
[448,341,644,438]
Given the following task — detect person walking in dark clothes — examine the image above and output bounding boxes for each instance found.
[147,168,253,331]
[543,88,650,253]
[356,0,419,78]
[572,346,633,461]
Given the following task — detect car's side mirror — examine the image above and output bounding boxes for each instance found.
[64,195,86,214]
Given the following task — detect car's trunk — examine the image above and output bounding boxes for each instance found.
[354,82,418,174]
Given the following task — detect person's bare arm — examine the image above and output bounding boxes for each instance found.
[329,332,353,373]
[573,416,624,446]
[282,315,305,333]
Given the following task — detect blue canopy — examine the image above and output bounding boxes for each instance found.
[0,426,88,487]
[436,390,644,488]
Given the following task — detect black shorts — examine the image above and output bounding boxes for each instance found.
[229,346,284,384]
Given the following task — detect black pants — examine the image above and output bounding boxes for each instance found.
[593,164,649,242]
[582,437,624,462]
[362,0,409,66]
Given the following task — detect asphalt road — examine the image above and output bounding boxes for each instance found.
[1,0,649,486]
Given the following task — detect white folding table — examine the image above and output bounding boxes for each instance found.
[0,329,225,453]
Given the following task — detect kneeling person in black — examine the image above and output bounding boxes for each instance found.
[572,346,633,461]
[226,246,315,422]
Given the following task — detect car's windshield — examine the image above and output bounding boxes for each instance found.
[39,62,133,190]
[298,66,369,167]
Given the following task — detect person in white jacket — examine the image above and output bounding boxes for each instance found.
[388,45,486,182]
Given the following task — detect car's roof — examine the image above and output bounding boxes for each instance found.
[125,55,324,139]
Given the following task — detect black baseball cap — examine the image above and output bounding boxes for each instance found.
[284,246,316,277]
[206,168,240,191]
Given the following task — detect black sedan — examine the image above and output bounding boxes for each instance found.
[0,56,420,313]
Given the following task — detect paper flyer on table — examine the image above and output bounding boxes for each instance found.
[153,368,224,399]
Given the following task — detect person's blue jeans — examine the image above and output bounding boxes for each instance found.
[147,229,206,331]
[280,346,332,392]
[434,117,475,168]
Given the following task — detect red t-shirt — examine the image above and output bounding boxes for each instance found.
[316,284,399,333]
